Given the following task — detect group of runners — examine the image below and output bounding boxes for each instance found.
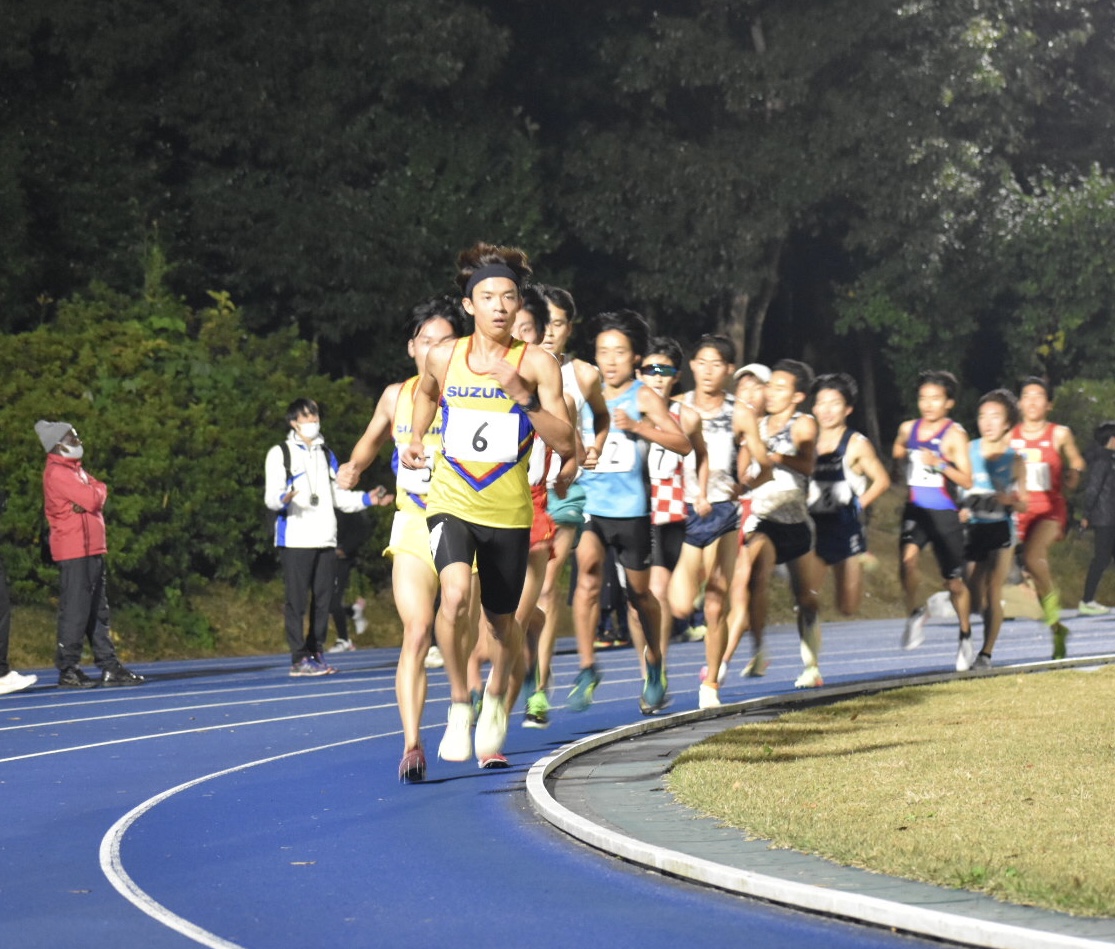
[334,240,1085,784]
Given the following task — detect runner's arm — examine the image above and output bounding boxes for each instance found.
[633,386,692,455]
[1058,425,1086,492]
[681,404,710,511]
[769,415,817,478]
[401,344,447,469]
[892,420,913,463]
[849,433,892,509]
[576,359,610,468]
[337,384,400,489]
[521,348,575,461]
[940,426,973,490]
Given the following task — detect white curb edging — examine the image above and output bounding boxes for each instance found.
[526,657,1115,949]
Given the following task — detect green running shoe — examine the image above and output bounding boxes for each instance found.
[1051,622,1069,660]
[567,666,602,712]
[523,689,551,728]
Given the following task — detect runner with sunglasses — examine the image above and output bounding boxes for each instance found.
[636,338,707,692]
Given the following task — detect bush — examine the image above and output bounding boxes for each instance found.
[0,257,394,647]
[1048,378,1115,457]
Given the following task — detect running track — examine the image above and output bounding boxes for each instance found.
[4,611,1112,949]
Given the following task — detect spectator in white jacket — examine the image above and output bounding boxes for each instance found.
[265,398,390,676]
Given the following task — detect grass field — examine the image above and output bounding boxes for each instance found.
[668,666,1115,916]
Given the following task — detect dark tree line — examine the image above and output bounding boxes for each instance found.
[4,0,1115,438]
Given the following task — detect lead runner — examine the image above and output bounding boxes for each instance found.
[401,243,574,767]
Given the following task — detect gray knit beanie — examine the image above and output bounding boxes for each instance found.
[35,420,73,453]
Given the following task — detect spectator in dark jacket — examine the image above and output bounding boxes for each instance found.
[37,420,144,688]
[1078,421,1115,615]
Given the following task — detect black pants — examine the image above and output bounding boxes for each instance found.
[281,547,336,662]
[0,558,11,677]
[329,555,354,642]
[56,556,117,671]
[1083,526,1115,602]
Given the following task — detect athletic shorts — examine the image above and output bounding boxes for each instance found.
[812,506,866,566]
[1015,494,1068,544]
[900,503,966,580]
[964,519,1013,563]
[384,509,437,575]
[427,513,529,616]
[683,500,741,550]
[547,482,586,527]
[583,514,652,572]
[650,520,686,571]
[749,518,814,565]
[547,483,585,547]
[530,484,557,551]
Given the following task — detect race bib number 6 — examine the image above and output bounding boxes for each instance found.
[443,408,520,464]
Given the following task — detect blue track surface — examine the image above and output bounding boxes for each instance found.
[4,609,1112,948]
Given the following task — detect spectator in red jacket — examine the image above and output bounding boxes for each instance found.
[37,420,144,688]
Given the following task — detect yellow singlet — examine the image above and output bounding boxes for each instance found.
[425,336,535,529]
[392,376,443,514]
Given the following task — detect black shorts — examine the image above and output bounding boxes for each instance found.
[427,513,529,616]
[964,520,1012,563]
[750,519,814,565]
[900,503,966,580]
[584,514,652,572]
[650,520,686,570]
[812,506,866,566]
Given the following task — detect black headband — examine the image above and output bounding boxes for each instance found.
[464,263,520,298]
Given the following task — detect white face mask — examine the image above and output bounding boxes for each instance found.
[298,421,320,441]
[59,444,84,460]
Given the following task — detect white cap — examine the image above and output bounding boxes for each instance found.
[732,363,771,384]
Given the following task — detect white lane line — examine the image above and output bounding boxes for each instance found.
[0,676,399,713]
[0,702,396,763]
[0,686,398,732]
[99,730,395,949]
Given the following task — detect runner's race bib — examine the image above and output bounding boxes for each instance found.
[443,408,521,464]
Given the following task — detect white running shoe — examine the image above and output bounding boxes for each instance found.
[698,683,722,709]
[474,690,508,760]
[741,651,769,677]
[328,639,354,653]
[685,625,707,642]
[424,645,445,669]
[955,636,975,672]
[352,597,368,635]
[1078,600,1110,616]
[794,665,824,689]
[799,618,822,669]
[699,662,730,685]
[0,670,37,695]
[438,702,473,762]
[901,607,927,650]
